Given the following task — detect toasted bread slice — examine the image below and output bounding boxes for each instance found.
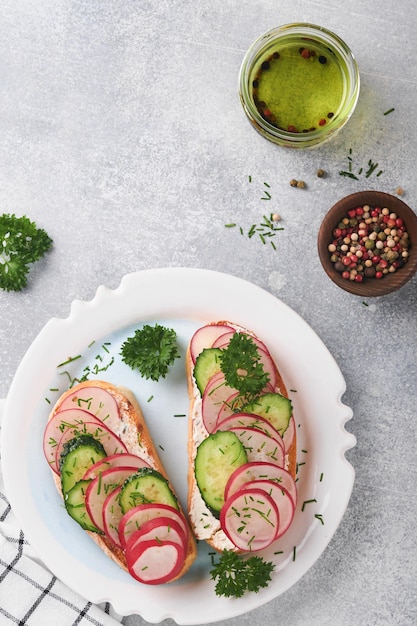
[48,379,197,582]
[186,322,297,552]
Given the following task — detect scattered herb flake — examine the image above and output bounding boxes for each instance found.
[301,498,317,512]
[383,107,395,115]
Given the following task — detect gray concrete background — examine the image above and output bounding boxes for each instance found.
[0,1,416,625]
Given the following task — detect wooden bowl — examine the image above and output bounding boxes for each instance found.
[318,191,417,296]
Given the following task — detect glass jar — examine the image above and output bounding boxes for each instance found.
[239,23,360,148]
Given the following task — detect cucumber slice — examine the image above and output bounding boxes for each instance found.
[195,431,247,515]
[193,348,223,395]
[60,435,107,494]
[241,393,292,436]
[64,479,101,533]
[119,467,178,514]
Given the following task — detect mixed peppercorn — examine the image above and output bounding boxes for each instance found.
[328,204,410,282]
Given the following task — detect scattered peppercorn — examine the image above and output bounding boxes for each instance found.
[296,180,305,189]
[327,204,410,281]
[396,187,404,196]
[318,55,327,64]
[316,168,325,178]
[290,179,298,187]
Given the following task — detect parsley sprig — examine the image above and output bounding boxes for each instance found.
[0,213,53,291]
[120,324,180,381]
[210,550,275,598]
[219,333,270,406]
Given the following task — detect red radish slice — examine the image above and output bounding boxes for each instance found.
[102,486,124,546]
[201,372,237,433]
[43,409,103,474]
[225,461,297,506]
[126,516,187,553]
[55,420,128,473]
[189,324,235,363]
[57,385,120,432]
[212,331,271,356]
[126,539,185,584]
[215,412,284,444]
[220,488,279,552]
[226,427,285,467]
[85,466,139,532]
[83,453,151,480]
[119,503,188,549]
[283,415,296,453]
[215,390,240,425]
[237,480,295,539]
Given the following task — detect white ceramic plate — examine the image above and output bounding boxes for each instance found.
[1,268,356,624]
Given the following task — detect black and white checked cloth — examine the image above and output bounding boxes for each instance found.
[0,401,123,626]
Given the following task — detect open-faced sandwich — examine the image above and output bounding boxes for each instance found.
[43,380,197,584]
[186,321,297,553]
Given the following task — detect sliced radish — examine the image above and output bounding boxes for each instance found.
[215,390,240,425]
[212,331,271,356]
[126,539,185,584]
[237,480,295,539]
[58,385,120,432]
[126,516,187,553]
[189,324,235,363]
[226,427,285,467]
[215,412,283,443]
[118,503,187,549]
[85,466,139,532]
[44,409,103,474]
[102,485,124,546]
[55,420,128,473]
[282,415,296,453]
[201,372,237,433]
[224,461,297,506]
[220,488,279,552]
[83,453,151,480]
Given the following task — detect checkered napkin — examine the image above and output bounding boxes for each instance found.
[0,400,123,626]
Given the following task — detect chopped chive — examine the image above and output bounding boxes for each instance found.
[319,472,324,482]
[383,107,395,115]
[301,498,317,511]
[225,223,237,228]
[292,546,297,561]
[147,395,154,402]
[57,354,82,368]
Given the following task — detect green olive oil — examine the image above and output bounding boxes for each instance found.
[252,41,346,133]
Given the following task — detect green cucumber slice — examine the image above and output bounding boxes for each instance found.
[193,348,223,395]
[119,467,178,514]
[60,435,107,494]
[64,479,101,533]
[195,430,247,515]
[241,393,292,436]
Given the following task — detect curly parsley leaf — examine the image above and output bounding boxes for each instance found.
[219,333,270,402]
[120,324,180,381]
[210,550,275,598]
[0,213,53,291]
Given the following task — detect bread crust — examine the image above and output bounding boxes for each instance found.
[49,379,197,582]
[186,321,297,552]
